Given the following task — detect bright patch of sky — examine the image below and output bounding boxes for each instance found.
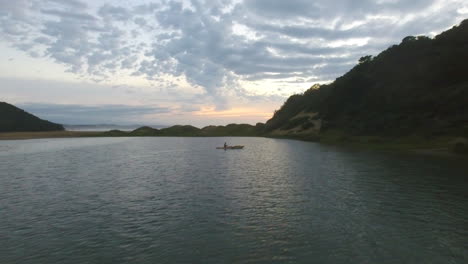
[0,0,466,125]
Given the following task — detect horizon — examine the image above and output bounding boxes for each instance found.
[1,0,467,126]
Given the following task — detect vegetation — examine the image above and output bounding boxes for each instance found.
[102,130,130,137]
[0,131,99,140]
[2,20,467,155]
[102,123,266,137]
[0,102,64,132]
[452,138,468,154]
[0,101,265,138]
[130,126,161,136]
[265,19,468,140]
[159,125,201,136]
[200,123,263,136]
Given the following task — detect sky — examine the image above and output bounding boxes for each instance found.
[0,0,467,126]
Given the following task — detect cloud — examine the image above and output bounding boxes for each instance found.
[98,4,132,21]
[0,0,31,19]
[244,0,318,18]
[1,0,467,111]
[18,103,171,124]
[46,0,88,9]
[41,9,97,21]
[243,0,438,21]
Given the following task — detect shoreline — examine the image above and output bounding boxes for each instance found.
[266,134,468,157]
[1,130,466,157]
[0,131,103,140]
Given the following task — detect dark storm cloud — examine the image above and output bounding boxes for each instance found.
[0,0,466,105]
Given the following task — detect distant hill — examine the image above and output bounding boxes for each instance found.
[200,123,265,136]
[0,102,64,132]
[265,19,468,138]
[103,123,266,137]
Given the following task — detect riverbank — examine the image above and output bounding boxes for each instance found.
[1,130,466,156]
[266,130,468,157]
[0,131,103,140]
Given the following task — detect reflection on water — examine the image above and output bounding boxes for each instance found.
[0,137,467,263]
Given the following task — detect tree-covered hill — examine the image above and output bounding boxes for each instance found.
[265,19,468,137]
[0,102,64,132]
[102,123,266,137]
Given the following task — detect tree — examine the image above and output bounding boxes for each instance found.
[358,55,373,64]
[402,36,416,43]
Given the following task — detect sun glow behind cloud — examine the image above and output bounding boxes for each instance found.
[0,0,467,125]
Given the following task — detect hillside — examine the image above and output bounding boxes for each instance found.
[101,123,265,137]
[0,102,64,132]
[265,19,468,139]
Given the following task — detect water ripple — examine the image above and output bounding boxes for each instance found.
[0,137,467,263]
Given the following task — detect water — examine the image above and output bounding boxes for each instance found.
[0,137,467,263]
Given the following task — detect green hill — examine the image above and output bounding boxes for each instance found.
[108,123,265,137]
[0,102,64,132]
[129,126,161,136]
[265,19,468,140]
[200,123,264,136]
[159,125,201,136]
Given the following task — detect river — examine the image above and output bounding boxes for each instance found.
[1,137,467,263]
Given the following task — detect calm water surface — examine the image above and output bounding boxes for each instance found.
[1,137,467,263]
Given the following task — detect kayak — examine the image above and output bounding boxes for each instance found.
[216,146,244,149]
[216,145,244,149]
